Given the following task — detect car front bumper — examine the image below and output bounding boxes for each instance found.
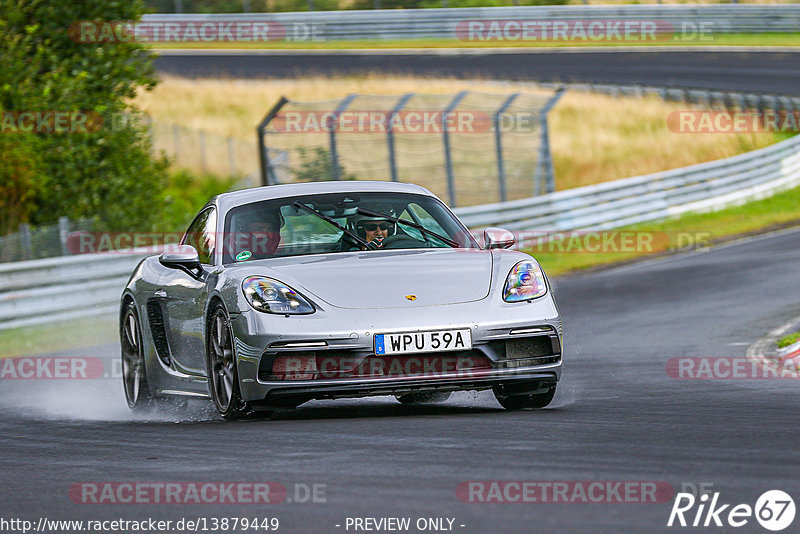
[229,294,562,403]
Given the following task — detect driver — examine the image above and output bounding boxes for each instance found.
[235,209,284,258]
[352,212,396,250]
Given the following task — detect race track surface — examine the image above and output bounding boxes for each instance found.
[2,227,799,533]
[154,49,800,94]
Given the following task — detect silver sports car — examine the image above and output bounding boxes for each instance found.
[120,181,562,419]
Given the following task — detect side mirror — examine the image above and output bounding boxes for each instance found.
[159,244,202,275]
[483,227,516,250]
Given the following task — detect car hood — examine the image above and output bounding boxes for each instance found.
[263,249,493,309]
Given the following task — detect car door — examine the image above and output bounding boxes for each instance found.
[158,206,217,376]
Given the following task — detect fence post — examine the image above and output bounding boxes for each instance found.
[307,0,315,10]
[328,94,358,181]
[737,93,747,111]
[199,131,207,173]
[174,0,183,13]
[243,0,250,12]
[493,93,519,203]
[172,124,180,161]
[144,117,155,155]
[58,217,70,256]
[20,223,32,261]
[534,87,565,195]
[387,93,414,182]
[227,136,237,176]
[442,91,468,207]
[257,96,289,186]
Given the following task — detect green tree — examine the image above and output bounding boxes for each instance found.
[0,0,168,232]
[290,146,357,182]
[0,134,42,236]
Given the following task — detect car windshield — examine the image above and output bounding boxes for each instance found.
[222,191,479,263]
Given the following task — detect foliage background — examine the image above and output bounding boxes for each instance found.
[0,0,168,235]
[143,0,568,13]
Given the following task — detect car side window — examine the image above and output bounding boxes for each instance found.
[182,207,217,265]
[401,203,447,241]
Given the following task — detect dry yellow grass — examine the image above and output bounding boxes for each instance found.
[549,91,780,189]
[136,75,552,139]
[136,75,782,193]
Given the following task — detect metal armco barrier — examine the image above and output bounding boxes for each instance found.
[0,252,148,330]
[140,5,800,41]
[1,133,798,330]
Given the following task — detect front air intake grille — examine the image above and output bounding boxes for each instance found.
[146,300,171,366]
[497,355,561,369]
[505,336,557,360]
[258,349,493,381]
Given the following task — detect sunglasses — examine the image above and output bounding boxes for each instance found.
[362,222,394,232]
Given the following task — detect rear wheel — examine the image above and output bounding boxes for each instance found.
[494,383,556,410]
[207,305,251,420]
[396,391,451,405]
[121,302,154,410]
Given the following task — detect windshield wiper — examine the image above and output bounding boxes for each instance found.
[357,208,460,248]
[293,202,374,250]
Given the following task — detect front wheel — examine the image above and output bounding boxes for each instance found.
[207,305,251,420]
[494,384,556,410]
[120,302,154,410]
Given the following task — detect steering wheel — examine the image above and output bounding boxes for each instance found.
[379,234,426,250]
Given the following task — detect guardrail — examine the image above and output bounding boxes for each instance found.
[140,5,800,40]
[2,132,798,330]
[0,253,147,330]
[544,83,800,111]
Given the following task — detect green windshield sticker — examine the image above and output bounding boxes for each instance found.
[236,250,252,261]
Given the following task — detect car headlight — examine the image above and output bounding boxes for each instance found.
[242,276,315,314]
[503,260,547,302]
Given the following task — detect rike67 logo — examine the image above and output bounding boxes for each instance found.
[668,490,795,531]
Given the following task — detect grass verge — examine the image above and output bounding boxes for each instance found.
[0,316,118,360]
[149,33,800,50]
[778,332,800,349]
[530,183,800,277]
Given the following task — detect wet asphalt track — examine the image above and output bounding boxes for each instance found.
[1,227,800,533]
[154,49,800,94]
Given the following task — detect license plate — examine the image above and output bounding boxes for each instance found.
[375,329,472,355]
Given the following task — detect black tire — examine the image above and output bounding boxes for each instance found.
[396,391,452,405]
[207,304,251,420]
[494,384,556,410]
[120,302,155,410]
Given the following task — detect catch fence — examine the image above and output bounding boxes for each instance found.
[257,89,563,207]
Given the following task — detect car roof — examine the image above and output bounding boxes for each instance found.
[212,181,437,214]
